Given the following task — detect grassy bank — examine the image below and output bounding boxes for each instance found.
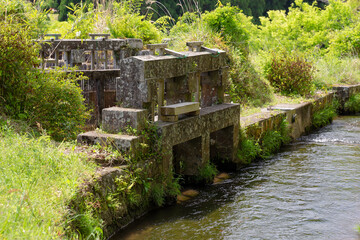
[0,121,97,239]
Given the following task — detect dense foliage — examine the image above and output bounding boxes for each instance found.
[0,3,90,140]
[108,2,161,44]
[344,93,360,114]
[265,51,315,96]
[42,0,325,23]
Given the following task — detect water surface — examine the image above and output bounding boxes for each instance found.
[113,116,360,240]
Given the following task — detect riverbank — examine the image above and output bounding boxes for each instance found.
[1,85,360,239]
[0,119,97,239]
[113,115,360,239]
[76,85,360,239]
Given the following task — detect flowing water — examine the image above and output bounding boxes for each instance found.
[113,116,360,240]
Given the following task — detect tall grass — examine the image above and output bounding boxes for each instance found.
[0,125,97,239]
[313,56,360,87]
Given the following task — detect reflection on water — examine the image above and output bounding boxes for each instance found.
[112,116,360,240]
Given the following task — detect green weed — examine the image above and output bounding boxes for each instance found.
[238,119,290,164]
[194,162,218,184]
[237,129,261,165]
[312,105,337,129]
[344,93,360,114]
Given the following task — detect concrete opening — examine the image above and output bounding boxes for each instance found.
[210,125,236,170]
[172,137,202,176]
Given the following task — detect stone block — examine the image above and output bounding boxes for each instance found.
[77,131,142,152]
[102,107,148,133]
[161,102,199,116]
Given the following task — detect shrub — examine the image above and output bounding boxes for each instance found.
[260,130,283,158]
[238,119,290,164]
[0,21,40,117]
[228,47,273,106]
[265,51,315,96]
[251,0,355,55]
[27,70,90,141]
[260,119,290,158]
[0,20,90,141]
[202,4,254,51]
[108,2,161,44]
[329,21,360,57]
[0,0,49,38]
[237,138,261,165]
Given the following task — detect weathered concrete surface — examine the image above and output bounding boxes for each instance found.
[241,93,335,140]
[116,51,228,120]
[102,107,148,133]
[77,131,142,152]
[157,103,240,175]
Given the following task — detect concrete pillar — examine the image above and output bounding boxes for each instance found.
[157,79,165,119]
[188,72,201,102]
[54,50,59,67]
[201,71,218,107]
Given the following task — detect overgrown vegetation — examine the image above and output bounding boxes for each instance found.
[344,93,360,114]
[66,122,181,239]
[0,6,90,141]
[312,102,338,129]
[265,51,315,96]
[237,119,290,165]
[0,122,97,239]
[34,0,360,107]
[194,162,218,184]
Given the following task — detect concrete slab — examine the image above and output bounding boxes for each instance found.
[161,102,200,116]
[77,131,142,152]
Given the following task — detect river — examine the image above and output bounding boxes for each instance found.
[112,116,360,240]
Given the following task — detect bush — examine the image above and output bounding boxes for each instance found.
[195,162,218,184]
[27,70,90,141]
[237,138,261,165]
[0,21,40,117]
[228,48,273,106]
[0,20,90,141]
[265,51,315,96]
[329,21,360,57]
[238,119,290,164]
[108,2,161,44]
[0,0,49,38]
[202,4,254,51]
[251,0,356,55]
[260,119,290,158]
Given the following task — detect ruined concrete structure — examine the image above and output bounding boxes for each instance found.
[40,35,360,238]
[40,34,143,123]
[40,35,240,177]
